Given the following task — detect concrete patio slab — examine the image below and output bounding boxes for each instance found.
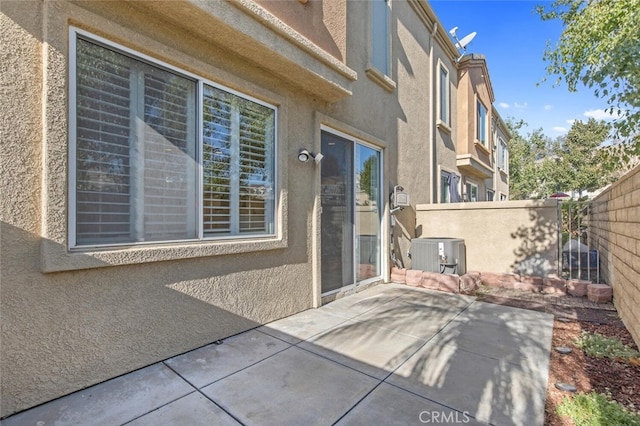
[317,284,413,319]
[0,363,193,426]
[351,298,469,341]
[456,300,554,331]
[257,308,350,344]
[430,303,554,366]
[336,382,486,426]
[0,284,553,426]
[387,339,549,426]
[127,392,241,426]
[298,319,426,379]
[388,286,477,309]
[165,329,290,388]
[201,346,378,426]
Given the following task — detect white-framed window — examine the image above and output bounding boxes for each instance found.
[476,100,487,146]
[498,137,509,172]
[438,64,450,126]
[486,189,495,201]
[70,30,276,248]
[500,193,507,201]
[465,182,478,202]
[371,0,390,76]
[440,171,451,203]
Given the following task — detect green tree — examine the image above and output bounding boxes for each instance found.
[537,0,640,142]
[358,155,377,201]
[507,119,555,199]
[507,118,614,199]
[555,118,612,197]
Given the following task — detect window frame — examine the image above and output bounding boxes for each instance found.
[440,170,451,203]
[371,0,391,77]
[69,28,279,250]
[498,137,509,173]
[486,189,495,201]
[476,100,488,146]
[437,62,450,127]
[465,182,478,202]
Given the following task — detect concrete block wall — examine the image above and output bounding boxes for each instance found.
[415,200,560,277]
[588,165,640,348]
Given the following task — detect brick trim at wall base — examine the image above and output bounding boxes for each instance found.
[389,267,613,303]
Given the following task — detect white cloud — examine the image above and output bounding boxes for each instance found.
[552,126,568,133]
[583,108,623,121]
[544,105,553,110]
[566,119,575,125]
[498,102,510,109]
[514,102,528,109]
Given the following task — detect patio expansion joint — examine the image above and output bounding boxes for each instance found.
[428,300,553,369]
[159,361,248,426]
[330,297,480,425]
[165,338,295,389]
[118,390,199,426]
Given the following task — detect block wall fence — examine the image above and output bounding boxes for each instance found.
[589,165,640,348]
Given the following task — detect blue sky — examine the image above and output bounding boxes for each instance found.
[429,0,616,139]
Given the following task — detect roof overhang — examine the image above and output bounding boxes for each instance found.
[123,0,356,103]
[456,154,494,179]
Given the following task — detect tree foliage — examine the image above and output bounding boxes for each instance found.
[507,118,617,199]
[555,118,612,196]
[536,0,640,142]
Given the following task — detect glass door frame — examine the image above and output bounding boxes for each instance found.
[319,126,384,297]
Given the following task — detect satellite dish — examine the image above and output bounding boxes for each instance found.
[449,26,477,62]
[455,31,477,50]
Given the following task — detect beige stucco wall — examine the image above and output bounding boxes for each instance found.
[589,165,640,348]
[415,200,560,275]
[1,0,463,417]
[256,0,346,62]
[0,0,333,416]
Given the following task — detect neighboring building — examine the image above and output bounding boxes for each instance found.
[436,53,511,204]
[1,0,507,417]
[454,53,495,202]
[491,105,511,201]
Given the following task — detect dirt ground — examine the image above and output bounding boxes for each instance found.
[473,290,640,426]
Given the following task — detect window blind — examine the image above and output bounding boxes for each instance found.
[75,38,197,244]
[73,33,276,247]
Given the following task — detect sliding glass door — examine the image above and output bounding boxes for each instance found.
[320,130,381,294]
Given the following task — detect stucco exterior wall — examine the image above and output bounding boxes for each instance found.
[415,200,560,275]
[588,165,640,348]
[1,0,322,417]
[256,0,346,62]
[1,0,463,417]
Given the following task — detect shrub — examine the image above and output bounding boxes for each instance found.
[557,392,640,426]
[575,331,640,360]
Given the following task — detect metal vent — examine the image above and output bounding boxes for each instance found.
[409,237,466,275]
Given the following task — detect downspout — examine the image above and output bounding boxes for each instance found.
[429,21,438,203]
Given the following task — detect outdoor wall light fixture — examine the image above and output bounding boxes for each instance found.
[298,149,324,164]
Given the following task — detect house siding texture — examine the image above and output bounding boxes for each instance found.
[1,0,468,417]
[415,200,560,276]
[589,165,640,348]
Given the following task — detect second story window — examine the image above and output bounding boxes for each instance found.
[440,171,451,203]
[371,0,390,76]
[476,101,487,146]
[438,65,450,125]
[498,138,509,172]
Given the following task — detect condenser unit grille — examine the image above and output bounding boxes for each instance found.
[410,237,466,275]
